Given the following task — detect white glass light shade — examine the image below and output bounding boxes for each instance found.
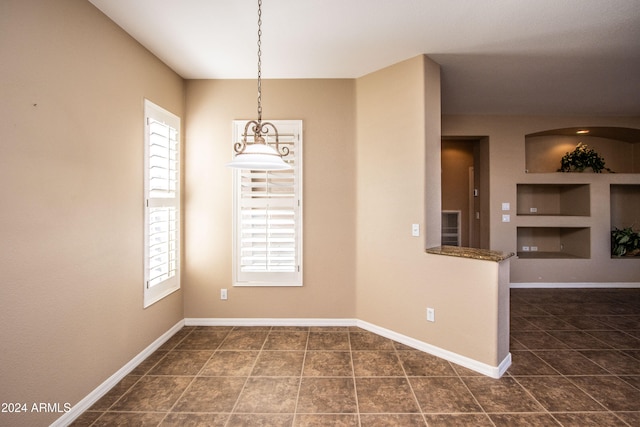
[226,143,292,170]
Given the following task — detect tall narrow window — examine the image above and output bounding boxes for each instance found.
[232,120,303,286]
[144,100,180,307]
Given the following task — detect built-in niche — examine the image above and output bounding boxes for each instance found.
[611,184,640,229]
[517,227,590,259]
[517,184,590,216]
[524,127,640,174]
[610,184,640,259]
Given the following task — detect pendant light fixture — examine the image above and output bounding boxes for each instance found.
[226,0,291,171]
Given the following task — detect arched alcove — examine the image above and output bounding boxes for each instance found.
[524,126,640,173]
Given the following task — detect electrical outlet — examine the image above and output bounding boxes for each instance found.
[522,246,530,251]
[502,202,510,211]
[426,307,435,322]
[412,223,420,237]
[530,207,537,213]
[530,246,538,252]
[502,214,510,222]
[220,289,228,300]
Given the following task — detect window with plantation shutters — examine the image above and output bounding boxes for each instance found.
[232,120,303,286]
[144,100,180,307]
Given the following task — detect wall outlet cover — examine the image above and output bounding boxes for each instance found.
[426,307,435,322]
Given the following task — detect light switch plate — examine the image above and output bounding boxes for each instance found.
[502,202,510,211]
[502,214,510,222]
[412,224,420,237]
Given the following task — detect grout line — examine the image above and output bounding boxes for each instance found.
[290,329,310,427]
[347,329,362,427]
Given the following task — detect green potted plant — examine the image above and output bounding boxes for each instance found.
[611,226,640,257]
[558,142,613,173]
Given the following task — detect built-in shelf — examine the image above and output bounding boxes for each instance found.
[517,227,590,259]
[517,184,590,216]
[442,210,461,246]
[517,251,585,259]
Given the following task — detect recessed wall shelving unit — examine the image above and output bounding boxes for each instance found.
[518,127,640,262]
[511,126,640,283]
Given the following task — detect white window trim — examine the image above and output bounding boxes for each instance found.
[143,99,181,307]
[232,120,303,287]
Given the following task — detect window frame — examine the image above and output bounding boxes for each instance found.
[232,119,303,287]
[143,99,181,307]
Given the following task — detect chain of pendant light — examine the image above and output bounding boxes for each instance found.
[256,0,263,123]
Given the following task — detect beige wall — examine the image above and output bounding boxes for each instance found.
[183,79,357,318]
[0,1,184,425]
[354,56,509,368]
[443,115,640,283]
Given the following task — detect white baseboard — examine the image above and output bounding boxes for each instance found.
[356,320,511,379]
[52,319,185,427]
[510,282,640,289]
[184,318,358,327]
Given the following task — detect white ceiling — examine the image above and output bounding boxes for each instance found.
[88,0,640,115]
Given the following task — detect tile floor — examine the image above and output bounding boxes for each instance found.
[72,288,640,426]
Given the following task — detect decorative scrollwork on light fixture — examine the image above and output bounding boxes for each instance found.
[233,120,289,158]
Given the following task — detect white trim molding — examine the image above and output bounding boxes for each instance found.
[184,318,357,327]
[355,320,511,379]
[52,320,185,427]
[511,282,640,289]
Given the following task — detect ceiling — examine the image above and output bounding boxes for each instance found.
[88,0,640,116]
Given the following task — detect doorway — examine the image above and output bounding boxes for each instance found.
[441,137,490,249]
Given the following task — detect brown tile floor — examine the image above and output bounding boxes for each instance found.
[72,288,640,426]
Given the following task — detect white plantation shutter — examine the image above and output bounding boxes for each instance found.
[233,120,303,286]
[144,100,180,307]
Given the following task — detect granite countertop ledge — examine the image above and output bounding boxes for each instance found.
[426,245,515,262]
